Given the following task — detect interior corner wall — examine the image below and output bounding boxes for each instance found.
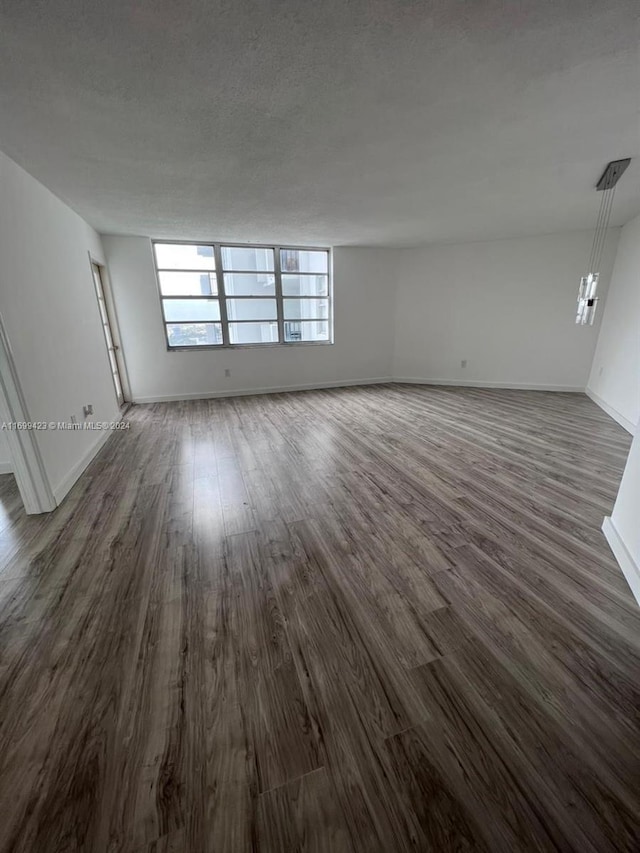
[586,213,640,433]
[0,149,121,501]
[102,237,397,402]
[392,230,620,391]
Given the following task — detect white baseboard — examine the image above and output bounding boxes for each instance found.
[0,462,12,474]
[133,377,392,404]
[393,377,584,392]
[602,516,640,606]
[135,377,588,403]
[585,388,636,434]
[52,423,121,504]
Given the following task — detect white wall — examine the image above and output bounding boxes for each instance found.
[587,213,640,433]
[102,237,397,401]
[592,213,640,604]
[392,230,620,390]
[612,430,640,570]
[604,427,640,605]
[0,150,121,500]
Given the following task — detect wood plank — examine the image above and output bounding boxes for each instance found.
[224,529,322,793]
[257,768,354,853]
[383,726,492,852]
[422,640,640,851]
[0,384,637,851]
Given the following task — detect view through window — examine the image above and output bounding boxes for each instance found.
[153,243,331,348]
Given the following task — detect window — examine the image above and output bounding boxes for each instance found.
[154,242,331,348]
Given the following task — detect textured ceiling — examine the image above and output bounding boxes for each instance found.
[0,0,638,246]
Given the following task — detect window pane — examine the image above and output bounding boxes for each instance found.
[158,271,216,296]
[223,273,275,296]
[285,321,329,342]
[281,274,328,297]
[163,298,221,322]
[229,322,279,344]
[283,298,329,320]
[167,323,222,346]
[221,246,274,272]
[155,243,215,270]
[280,249,328,274]
[226,298,277,321]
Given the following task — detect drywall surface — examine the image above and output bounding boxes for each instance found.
[392,230,620,390]
[612,425,640,559]
[605,426,640,604]
[587,213,640,432]
[102,238,397,401]
[0,150,121,499]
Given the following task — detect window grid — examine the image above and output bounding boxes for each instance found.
[154,242,331,349]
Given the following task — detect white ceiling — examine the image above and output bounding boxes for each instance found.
[0,0,638,247]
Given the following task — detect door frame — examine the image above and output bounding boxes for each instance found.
[0,314,56,514]
[88,254,131,406]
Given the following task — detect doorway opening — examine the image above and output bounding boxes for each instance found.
[0,423,22,530]
[0,317,56,514]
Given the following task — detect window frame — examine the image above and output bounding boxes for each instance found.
[153,240,333,351]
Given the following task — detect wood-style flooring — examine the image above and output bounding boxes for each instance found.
[0,384,638,852]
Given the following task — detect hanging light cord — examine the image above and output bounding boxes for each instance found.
[594,184,616,275]
[577,158,629,324]
[587,186,608,275]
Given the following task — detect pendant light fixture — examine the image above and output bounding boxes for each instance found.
[576,158,630,325]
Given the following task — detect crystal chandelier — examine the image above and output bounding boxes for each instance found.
[576,158,630,325]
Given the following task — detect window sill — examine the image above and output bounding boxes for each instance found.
[166,340,334,352]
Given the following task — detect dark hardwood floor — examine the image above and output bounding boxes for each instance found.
[0,384,638,852]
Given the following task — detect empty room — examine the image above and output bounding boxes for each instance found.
[0,1,639,851]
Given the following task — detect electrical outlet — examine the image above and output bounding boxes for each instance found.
[225,369,231,377]
[461,359,467,368]
[83,404,93,418]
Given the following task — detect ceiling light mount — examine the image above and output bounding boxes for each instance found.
[576,158,630,326]
[595,158,630,191]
